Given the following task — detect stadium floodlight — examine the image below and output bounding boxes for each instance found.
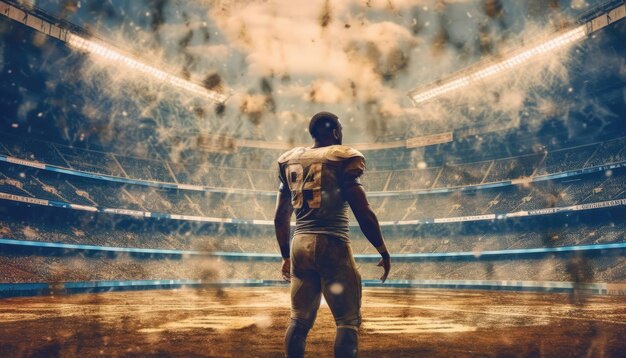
[407,26,586,105]
[0,0,230,104]
[407,2,626,105]
[66,34,229,103]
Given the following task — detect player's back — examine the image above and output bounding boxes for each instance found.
[277,145,365,243]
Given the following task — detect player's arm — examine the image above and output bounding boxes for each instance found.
[344,185,391,283]
[274,186,294,282]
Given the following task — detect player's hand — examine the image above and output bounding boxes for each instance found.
[377,254,391,283]
[281,258,291,282]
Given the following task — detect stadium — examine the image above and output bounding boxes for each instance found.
[0,0,625,356]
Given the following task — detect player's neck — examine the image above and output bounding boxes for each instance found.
[312,139,340,148]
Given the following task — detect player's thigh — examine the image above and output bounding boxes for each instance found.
[319,241,362,325]
[290,268,322,325]
[290,234,322,324]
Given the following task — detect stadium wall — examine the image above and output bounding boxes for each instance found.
[0,279,620,299]
[1,238,623,262]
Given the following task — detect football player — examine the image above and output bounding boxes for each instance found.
[274,111,391,358]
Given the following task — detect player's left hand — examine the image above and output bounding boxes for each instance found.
[377,255,391,283]
[281,258,291,282]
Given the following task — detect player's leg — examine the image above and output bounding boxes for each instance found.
[285,234,322,358]
[334,325,358,358]
[317,236,362,358]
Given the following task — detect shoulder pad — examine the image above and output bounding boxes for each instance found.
[325,145,364,161]
[277,147,305,164]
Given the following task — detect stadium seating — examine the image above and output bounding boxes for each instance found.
[2,132,626,193]
[585,137,626,167]
[356,256,625,282]
[2,160,626,222]
[1,253,622,284]
[536,144,600,176]
[2,132,626,289]
[1,211,623,255]
[0,254,221,283]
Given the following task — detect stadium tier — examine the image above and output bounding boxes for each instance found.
[1,254,623,284]
[2,132,626,193]
[1,159,626,224]
[0,201,624,286]
[0,209,624,254]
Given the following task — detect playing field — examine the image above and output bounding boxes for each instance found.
[0,288,624,357]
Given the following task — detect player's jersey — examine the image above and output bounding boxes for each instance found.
[277,145,365,243]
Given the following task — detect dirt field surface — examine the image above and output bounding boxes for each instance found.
[0,288,624,357]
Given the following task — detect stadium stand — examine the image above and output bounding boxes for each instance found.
[3,160,626,222]
[2,139,625,292]
[2,131,626,194]
[0,254,224,283]
[1,210,624,255]
[387,167,440,191]
[355,256,625,282]
[482,153,544,183]
[585,137,626,167]
[0,252,622,284]
[114,156,175,182]
[536,144,601,175]
[434,161,489,188]
[54,146,127,177]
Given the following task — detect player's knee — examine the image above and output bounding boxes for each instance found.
[334,326,358,358]
[335,316,361,328]
[289,315,316,330]
[285,319,311,358]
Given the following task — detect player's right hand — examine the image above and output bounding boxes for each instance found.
[377,255,391,283]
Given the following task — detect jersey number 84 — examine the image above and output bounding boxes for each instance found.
[286,163,322,209]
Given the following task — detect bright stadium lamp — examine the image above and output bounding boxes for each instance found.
[65,32,231,104]
[407,2,626,105]
[0,0,230,104]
